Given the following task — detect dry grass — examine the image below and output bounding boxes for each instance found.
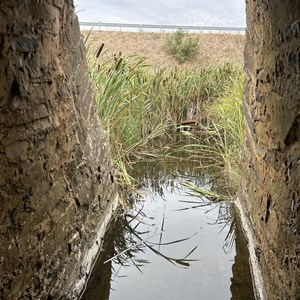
[83,30,245,68]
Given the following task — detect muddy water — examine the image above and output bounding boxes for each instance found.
[82,161,255,300]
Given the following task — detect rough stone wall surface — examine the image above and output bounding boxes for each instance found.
[242,1,300,299]
[0,1,117,299]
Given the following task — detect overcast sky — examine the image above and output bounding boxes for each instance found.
[74,0,246,27]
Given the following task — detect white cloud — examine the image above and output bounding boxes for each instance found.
[74,0,246,27]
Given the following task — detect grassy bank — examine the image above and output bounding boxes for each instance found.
[84,31,245,68]
[179,76,244,193]
[87,42,244,195]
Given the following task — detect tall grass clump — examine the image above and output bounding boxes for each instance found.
[181,73,244,193]
[86,38,244,196]
[88,47,239,164]
[208,75,244,191]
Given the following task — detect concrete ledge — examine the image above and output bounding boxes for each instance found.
[235,197,268,300]
[72,195,119,299]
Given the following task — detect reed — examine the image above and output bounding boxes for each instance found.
[88,48,240,160]
[87,41,243,195]
[178,74,244,193]
[208,74,244,176]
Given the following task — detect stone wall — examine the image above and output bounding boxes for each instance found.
[0,1,117,299]
[241,0,300,299]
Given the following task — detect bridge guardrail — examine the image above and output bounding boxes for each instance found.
[79,22,246,34]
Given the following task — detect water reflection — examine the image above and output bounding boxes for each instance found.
[82,161,254,300]
[129,159,210,194]
[81,226,114,300]
[230,214,255,299]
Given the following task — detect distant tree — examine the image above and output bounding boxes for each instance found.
[165,28,200,64]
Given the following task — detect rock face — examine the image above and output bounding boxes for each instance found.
[0,1,117,299]
[241,1,300,299]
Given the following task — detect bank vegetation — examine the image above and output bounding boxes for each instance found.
[85,31,244,197]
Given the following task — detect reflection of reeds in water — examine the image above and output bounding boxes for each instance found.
[105,161,236,275]
[127,160,210,197]
[82,167,252,299]
[105,204,235,278]
[214,203,236,254]
[106,208,199,274]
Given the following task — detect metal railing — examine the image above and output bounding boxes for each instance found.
[79,22,246,34]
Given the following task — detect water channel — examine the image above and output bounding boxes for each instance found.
[82,160,255,300]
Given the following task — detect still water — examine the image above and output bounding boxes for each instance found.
[82,161,255,300]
